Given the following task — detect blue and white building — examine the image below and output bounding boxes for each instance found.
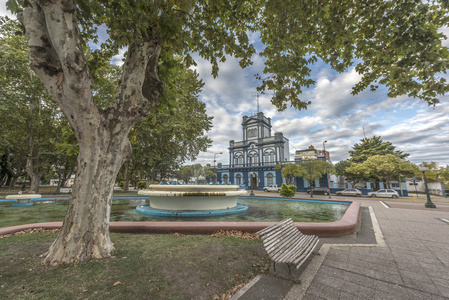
[217,112,323,191]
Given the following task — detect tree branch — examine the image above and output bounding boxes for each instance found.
[21,0,98,136]
[108,36,163,126]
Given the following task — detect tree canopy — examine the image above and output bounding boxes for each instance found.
[346,154,416,188]
[349,136,409,164]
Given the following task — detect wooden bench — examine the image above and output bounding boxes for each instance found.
[257,218,320,280]
[59,188,72,194]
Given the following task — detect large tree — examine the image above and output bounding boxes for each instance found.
[346,154,416,188]
[6,0,449,265]
[349,136,409,164]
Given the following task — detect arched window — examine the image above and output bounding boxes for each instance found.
[249,151,258,166]
[234,152,243,166]
[236,174,242,185]
[264,149,275,165]
[223,175,228,184]
[247,128,257,138]
[267,173,274,186]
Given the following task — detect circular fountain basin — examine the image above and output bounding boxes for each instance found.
[138,185,248,211]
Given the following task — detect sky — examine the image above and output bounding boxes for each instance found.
[2,2,449,168]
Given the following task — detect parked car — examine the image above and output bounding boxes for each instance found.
[263,184,281,192]
[336,188,362,197]
[307,187,330,195]
[368,189,399,199]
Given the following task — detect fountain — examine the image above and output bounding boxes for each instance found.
[136,185,249,217]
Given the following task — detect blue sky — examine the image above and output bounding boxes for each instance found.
[2,2,448,167]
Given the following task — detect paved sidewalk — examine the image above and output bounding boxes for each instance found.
[234,199,449,299]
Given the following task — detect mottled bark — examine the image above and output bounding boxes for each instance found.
[26,154,42,193]
[20,0,163,265]
[45,124,131,265]
[122,160,130,193]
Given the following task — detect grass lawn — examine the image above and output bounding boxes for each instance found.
[0,231,270,299]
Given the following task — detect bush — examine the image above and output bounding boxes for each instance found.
[280,184,297,197]
[137,181,147,189]
[119,181,124,188]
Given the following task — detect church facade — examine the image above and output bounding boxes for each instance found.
[217,112,316,191]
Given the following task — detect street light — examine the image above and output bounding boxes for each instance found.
[323,141,331,199]
[419,166,436,208]
[213,152,223,184]
[250,172,255,196]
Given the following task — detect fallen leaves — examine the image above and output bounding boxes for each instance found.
[210,230,260,240]
[0,228,59,239]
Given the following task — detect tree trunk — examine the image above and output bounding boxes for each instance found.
[26,157,41,193]
[122,160,130,192]
[9,175,19,190]
[44,127,131,266]
[21,0,162,265]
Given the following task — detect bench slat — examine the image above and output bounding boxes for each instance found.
[262,225,298,249]
[276,235,312,263]
[257,218,292,236]
[269,232,306,261]
[267,231,304,260]
[258,218,320,270]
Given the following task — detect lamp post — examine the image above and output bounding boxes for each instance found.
[213,152,223,184]
[250,171,255,196]
[323,141,331,199]
[419,166,436,208]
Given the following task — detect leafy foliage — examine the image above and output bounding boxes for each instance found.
[346,154,416,188]
[0,17,67,191]
[137,181,147,189]
[279,184,296,197]
[258,0,449,109]
[276,163,303,185]
[126,57,212,182]
[349,136,409,164]
[416,161,448,183]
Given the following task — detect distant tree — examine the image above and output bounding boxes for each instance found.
[334,160,351,177]
[202,166,216,184]
[275,163,302,185]
[0,17,63,192]
[296,160,335,198]
[347,155,416,189]
[416,162,446,183]
[349,136,409,164]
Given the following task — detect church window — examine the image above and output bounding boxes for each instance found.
[267,173,274,186]
[236,174,242,185]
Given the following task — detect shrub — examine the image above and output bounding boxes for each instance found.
[280,184,297,197]
[119,181,124,188]
[137,181,147,189]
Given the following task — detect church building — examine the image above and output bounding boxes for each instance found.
[217,112,297,190]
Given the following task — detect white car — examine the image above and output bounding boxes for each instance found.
[368,189,399,199]
[336,188,362,197]
[263,185,281,192]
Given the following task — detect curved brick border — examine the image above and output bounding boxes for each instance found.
[0,201,360,238]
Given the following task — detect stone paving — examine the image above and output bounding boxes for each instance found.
[295,199,449,299]
[233,198,449,299]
